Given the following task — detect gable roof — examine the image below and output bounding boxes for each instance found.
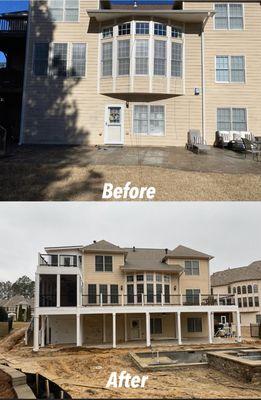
[83,240,127,254]
[0,295,28,308]
[122,247,183,272]
[211,261,261,287]
[166,245,213,260]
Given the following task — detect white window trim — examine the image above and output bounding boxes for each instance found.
[47,42,87,78]
[95,255,113,273]
[135,21,150,36]
[216,107,248,132]
[213,3,245,31]
[117,39,131,77]
[132,103,166,137]
[215,55,245,84]
[48,0,80,23]
[184,260,200,276]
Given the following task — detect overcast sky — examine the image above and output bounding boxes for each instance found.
[0,202,260,282]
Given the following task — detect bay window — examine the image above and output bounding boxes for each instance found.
[154,40,166,76]
[102,42,113,76]
[136,22,150,35]
[135,40,149,75]
[171,42,182,77]
[118,40,130,75]
[133,105,165,136]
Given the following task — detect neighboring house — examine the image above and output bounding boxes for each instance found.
[33,240,240,351]
[20,0,261,146]
[0,295,34,321]
[211,261,261,336]
[0,10,28,143]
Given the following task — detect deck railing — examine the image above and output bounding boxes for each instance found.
[81,293,236,307]
[39,253,82,268]
[0,17,27,32]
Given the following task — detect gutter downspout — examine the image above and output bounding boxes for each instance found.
[19,0,31,145]
[201,12,212,142]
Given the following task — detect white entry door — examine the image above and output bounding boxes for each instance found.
[130,319,141,340]
[104,105,124,145]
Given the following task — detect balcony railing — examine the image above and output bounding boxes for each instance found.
[0,17,27,32]
[82,294,236,307]
[39,253,82,268]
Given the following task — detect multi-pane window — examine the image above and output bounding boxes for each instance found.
[99,284,108,303]
[237,286,241,294]
[171,26,182,38]
[150,317,162,334]
[253,284,258,293]
[254,297,259,307]
[256,315,261,324]
[102,26,113,39]
[136,22,150,35]
[217,108,247,131]
[238,298,242,307]
[102,42,113,77]
[95,255,113,272]
[216,56,245,83]
[33,43,49,76]
[133,105,165,136]
[171,42,182,77]
[186,289,200,305]
[110,285,119,304]
[49,0,79,22]
[248,297,253,307]
[243,297,248,307]
[88,284,96,304]
[154,23,167,36]
[242,285,247,294]
[214,3,243,30]
[52,43,68,76]
[154,40,166,76]
[185,260,199,275]
[187,317,202,332]
[71,43,86,77]
[118,40,130,75]
[247,285,253,294]
[135,40,149,75]
[118,23,131,36]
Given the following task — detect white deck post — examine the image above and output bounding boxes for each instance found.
[177,311,182,345]
[208,312,213,344]
[112,313,116,348]
[77,275,81,307]
[211,312,214,340]
[103,314,106,343]
[124,313,128,342]
[76,314,82,347]
[146,312,151,347]
[41,316,45,347]
[236,310,242,342]
[33,315,39,352]
[35,273,39,308]
[57,274,60,307]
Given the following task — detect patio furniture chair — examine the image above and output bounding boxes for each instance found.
[186,129,210,154]
[242,137,261,161]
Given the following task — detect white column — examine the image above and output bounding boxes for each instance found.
[41,316,45,347]
[211,312,215,340]
[146,312,151,347]
[76,314,82,347]
[33,315,39,352]
[35,273,40,308]
[103,314,106,343]
[236,310,242,342]
[124,314,128,342]
[77,275,81,307]
[208,312,213,344]
[177,311,182,345]
[112,313,116,348]
[57,274,60,307]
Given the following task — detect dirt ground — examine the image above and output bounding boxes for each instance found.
[0,370,16,399]
[1,330,261,399]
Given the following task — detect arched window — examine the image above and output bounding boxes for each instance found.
[237,286,241,294]
[247,285,252,293]
[0,52,7,69]
[242,285,247,294]
[253,284,258,293]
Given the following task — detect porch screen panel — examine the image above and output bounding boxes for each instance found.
[52,43,68,76]
[135,40,149,75]
[232,108,246,131]
[214,4,228,29]
[110,285,119,304]
[217,108,231,131]
[231,56,245,82]
[229,4,243,29]
[171,42,182,77]
[71,43,86,77]
[133,105,148,134]
[216,56,229,82]
[102,42,113,76]
[150,106,165,135]
[33,43,49,76]
[154,40,166,76]
[118,40,130,75]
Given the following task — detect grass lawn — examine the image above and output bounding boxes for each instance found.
[0,163,260,201]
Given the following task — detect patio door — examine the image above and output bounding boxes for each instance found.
[130,319,141,340]
[104,105,124,145]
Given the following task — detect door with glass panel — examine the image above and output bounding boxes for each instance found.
[105,105,124,144]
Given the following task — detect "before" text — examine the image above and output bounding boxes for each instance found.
[102,182,156,200]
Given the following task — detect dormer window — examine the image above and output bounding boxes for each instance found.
[118,23,131,36]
